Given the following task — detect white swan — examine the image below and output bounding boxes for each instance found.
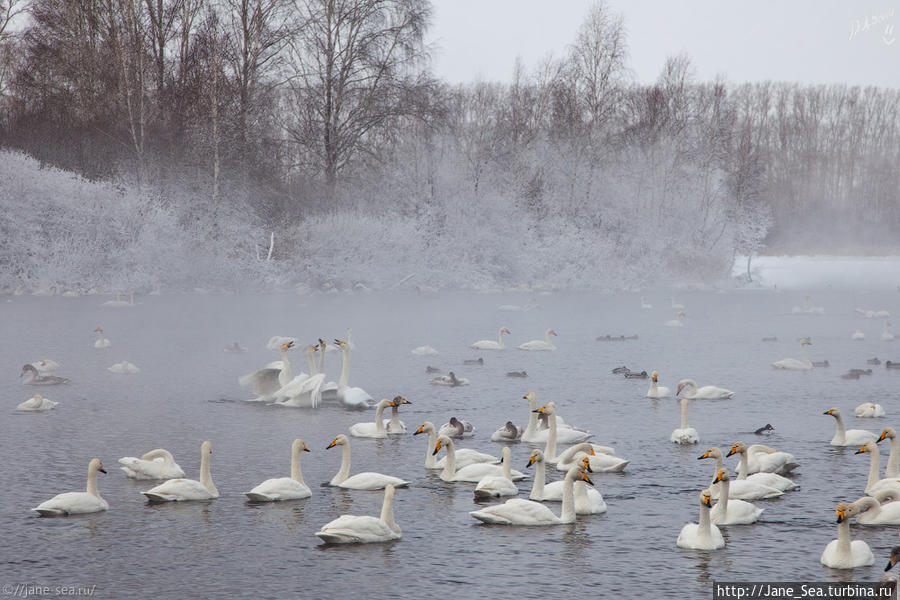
[471,327,511,350]
[430,372,470,386]
[532,402,623,470]
[824,408,877,446]
[676,378,734,400]
[28,359,61,373]
[94,326,111,348]
[490,421,523,442]
[32,458,108,516]
[698,447,783,500]
[239,341,295,402]
[315,484,401,544]
[821,501,874,568]
[17,394,58,411]
[272,344,325,408]
[326,434,408,490]
[324,328,355,352]
[665,311,686,327]
[853,493,900,525]
[709,469,763,525]
[245,439,312,501]
[640,296,652,309]
[433,435,526,482]
[350,397,408,438]
[469,463,591,525]
[20,364,70,385]
[438,417,475,438]
[118,449,185,480]
[520,392,592,444]
[411,345,439,356]
[676,489,725,550]
[771,338,813,370]
[855,441,900,494]
[384,398,411,434]
[856,403,886,418]
[473,447,519,499]
[722,443,798,491]
[670,397,699,444]
[331,338,373,409]
[856,308,891,319]
[879,428,900,478]
[414,422,498,470]
[883,321,896,341]
[142,441,218,502]
[108,361,140,374]
[852,329,866,341]
[528,450,606,514]
[671,297,685,310]
[102,290,135,307]
[554,442,614,470]
[646,371,671,398]
[793,295,825,315]
[517,329,557,351]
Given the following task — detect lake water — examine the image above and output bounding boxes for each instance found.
[2,288,900,598]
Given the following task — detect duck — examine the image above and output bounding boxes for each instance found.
[325,434,408,490]
[824,408,877,446]
[709,470,763,525]
[471,327,511,350]
[432,435,526,483]
[414,422,498,469]
[16,394,58,411]
[771,338,813,370]
[821,501,874,569]
[32,458,108,516]
[490,421,523,442]
[118,449,185,479]
[676,489,725,550]
[429,371,469,386]
[646,371,671,398]
[438,417,475,438]
[670,397,699,444]
[350,398,406,438]
[517,329,557,351]
[527,450,606,514]
[108,361,140,374]
[20,364,70,385]
[245,439,312,501]
[675,378,734,400]
[698,447,784,499]
[315,484,401,544]
[142,441,218,502]
[473,447,519,499]
[94,326,112,348]
[856,403,886,418]
[238,341,296,402]
[506,371,528,378]
[411,345,438,356]
[463,357,484,366]
[723,443,798,489]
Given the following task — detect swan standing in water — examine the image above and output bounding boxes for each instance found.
[824,408,877,446]
[527,450,606,514]
[856,403,886,418]
[142,441,218,502]
[20,364,70,385]
[245,439,312,501]
[471,327,511,350]
[433,435,526,482]
[326,435,408,490]
[414,422,498,469]
[16,394,58,411]
[671,397,699,444]
[108,361,140,374]
[118,449,185,479]
[438,417,475,438]
[854,441,900,494]
[350,397,409,438]
[411,345,439,356]
[883,321,896,341]
[330,339,373,409]
[520,392,592,444]
[698,447,783,499]
[771,338,813,370]
[676,489,725,550]
[490,421,523,442]
[646,371,671,398]
[723,443,798,490]
[315,484,401,544]
[239,341,295,402]
[676,378,734,400]
[517,329,557,351]
[821,501,874,569]
[469,463,592,525]
[473,447,519,498]
[879,428,900,478]
[32,458,108,516]
[94,326,111,348]
[709,470,763,525]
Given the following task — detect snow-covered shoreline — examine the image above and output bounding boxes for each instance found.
[734,255,900,290]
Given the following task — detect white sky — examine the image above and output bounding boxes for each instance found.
[426,0,900,88]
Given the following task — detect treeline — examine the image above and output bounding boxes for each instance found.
[0,1,898,291]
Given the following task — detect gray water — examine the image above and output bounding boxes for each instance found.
[2,289,900,599]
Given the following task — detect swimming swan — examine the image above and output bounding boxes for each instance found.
[879,428,900,478]
[331,339,373,409]
[272,344,325,408]
[677,489,725,550]
[671,397,699,444]
[94,326,111,348]
[473,447,519,499]
[433,435,526,483]
[772,338,813,370]
[646,371,671,398]
[20,364,70,385]
[326,434,408,490]
[722,443,797,491]
[527,450,606,514]
[697,447,783,500]
[824,408,877,446]
[491,421,523,442]
[855,441,900,494]
[411,345,438,356]
[17,394,58,411]
[521,392,592,444]
[852,493,900,525]
[315,484,401,544]
[32,458,108,516]
[118,449,185,479]
[384,399,411,434]
[471,327,511,350]
[709,470,763,525]
[438,417,475,438]
[665,311,686,327]
[469,463,592,525]
[820,501,874,569]
[856,403,886,418]
[108,361,140,374]
[239,341,295,402]
[245,439,312,501]
[414,422,498,470]
[142,441,218,502]
[28,359,61,373]
[676,379,734,400]
[517,329,557,351]
[350,398,408,438]
[430,372,470,386]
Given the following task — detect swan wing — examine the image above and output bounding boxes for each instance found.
[338,473,408,490]
[118,457,184,479]
[143,478,217,502]
[474,476,519,498]
[470,499,559,525]
[315,516,399,543]
[33,492,108,516]
[246,477,311,501]
[239,368,282,398]
[435,449,499,470]
[341,387,373,409]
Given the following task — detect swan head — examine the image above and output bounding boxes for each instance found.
[413,422,434,436]
[651,371,659,382]
[675,379,696,396]
[292,439,310,453]
[699,447,723,460]
[526,449,544,468]
[390,396,411,406]
[880,428,897,442]
[800,337,812,346]
[712,469,730,484]
[326,434,349,449]
[505,422,518,435]
[33,394,43,401]
[886,546,900,572]
[580,455,594,474]
[823,408,840,418]
[700,489,713,508]
[201,440,212,456]
[547,329,558,336]
[532,402,556,415]
[433,435,453,455]
[333,339,347,347]
[281,341,294,351]
[20,364,38,376]
[89,458,107,474]
[836,503,851,523]
[523,392,536,402]
[501,327,511,335]
[566,463,594,485]
[726,442,745,457]
[856,441,878,455]
[94,326,104,333]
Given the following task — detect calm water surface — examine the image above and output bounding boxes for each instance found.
[2,289,900,598]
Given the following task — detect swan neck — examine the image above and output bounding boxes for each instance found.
[543,411,557,461]
[279,347,292,381]
[834,413,847,441]
[560,470,577,523]
[836,518,852,557]
[424,428,436,468]
[497,328,504,345]
[698,501,712,536]
[680,398,689,430]
[440,440,456,479]
[338,345,350,390]
[317,346,325,375]
[86,463,99,496]
[380,487,398,532]
[374,402,387,434]
[501,451,511,479]
[530,459,546,499]
[737,450,748,480]
[291,446,304,484]
[524,396,538,438]
[867,446,881,490]
[545,330,552,344]
[334,442,351,484]
[200,449,216,494]
[888,437,900,478]
[306,348,317,376]
[718,478,730,512]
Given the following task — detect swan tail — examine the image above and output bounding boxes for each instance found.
[142,492,177,503]
[469,510,509,525]
[777,462,800,474]
[32,507,67,517]
[314,531,358,544]
[245,492,275,502]
[473,489,500,499]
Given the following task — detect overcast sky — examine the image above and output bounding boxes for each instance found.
[426,0,899,88]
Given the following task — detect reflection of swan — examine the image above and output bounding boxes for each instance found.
[473,447,519,498]
[20,364,70,385]
[528,450,606,514]
[245,439,312,501]
[143,441,218,502]
[108,361,140,374]
[677,489,725,550]
[646,371,671,398]
[820,501,874,568]
[438,417,474,438]
[471,327,511,350]
[855,441,900,494]
[430,371,469,386]
[239,341,295,402]
[32,458,108,516]
[469,463,591,525]
[853,493,900,525]
[326,434,408,489]
[852,330,866,341]
[676,378,733,400]
[772,338,813,370]
[709,470,763,525]
[384,398,412,434]
[665,311,686,327]
[17,394,58,411]
[119,449,185,479]
[94,326,112,348]
[883,321,896,341]
[670,398,699,444]
[824,408,877,446]
[856,403,886,418]
[350,398,399,438]
[433,435,526,482]
[517,329,557,351]
[698,447,783,499]
[315,484,401,544]
[879,428,900,478]
[411,345,438,356]
[490,421,523,442]
[723,443,797,491]
[331,339,373,409]
[414,422,497,469]
[520,392,592,444]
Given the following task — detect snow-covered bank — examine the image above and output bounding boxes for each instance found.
[734,255,900,290]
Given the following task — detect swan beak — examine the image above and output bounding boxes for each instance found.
[699,450,710,460]
[413,426,424,436]
[334,339,344,345]
[526,456,536,469]
[532,405,547,413]
[582,458,593,473]
[725,447,737,457]
[836,509,846,523]
[675,384,683,396]
[823,410,832,415]
[713,472,724,484]
[581,472,594,486]
[432,441,443,455]
[886,555,900,572]
[326,439,338,449]
[98,466,107,474]
[702,495,712,508]
[879,432,888,442]
[303,445,310,452]
[855,445,869,454]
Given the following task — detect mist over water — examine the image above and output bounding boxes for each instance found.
[2,288,900,597]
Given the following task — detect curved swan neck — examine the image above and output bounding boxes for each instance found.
[560,469,578,523]
[424,427,437,468]
[373,401,388,434]
[200,447,217,494]
[524,396,538,438]
[317,345,325,375]
[867,445,881,490]
[440,440,456,479]
[87,463,100,496]
[279,346,292,381]
[335,442,351,484]
[338,345,351,390]
[833,413,847,442]
[542,408,558,461]
[545,329,553,344]
[887,436,899,478]
[530,458,546,499]
[737,449,749,480]
[380,486,399,533]
[306,347,317,376]
[291,445,304,484]
[680,398,689,430]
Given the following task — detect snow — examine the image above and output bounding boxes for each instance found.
[735,255,900,290]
